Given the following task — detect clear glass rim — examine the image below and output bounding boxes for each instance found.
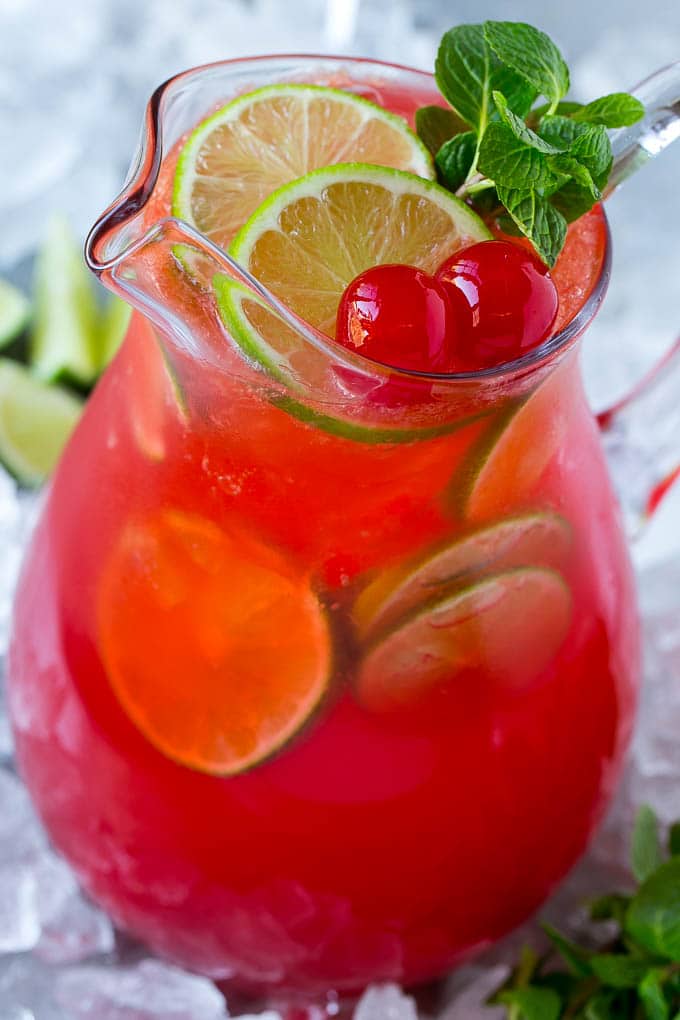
[85,53,612,385]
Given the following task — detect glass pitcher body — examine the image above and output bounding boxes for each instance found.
[8,55,640,999]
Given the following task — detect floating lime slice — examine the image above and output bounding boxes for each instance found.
[355,511,572,641]
[356,567,572,711]
[98,509,332,775]
[173,83,435,250]
[30,216,98,386]
[0,358,82,486]
[465,362,577,521]
[0,280,30,350]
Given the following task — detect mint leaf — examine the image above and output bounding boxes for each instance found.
[669,822,680,857]
[626,857,680,961]
[435,24,536,134]
[484,21,570,107]
[589,954,653,988]
[435,131,477,190]
[632,805,663,883]
[542,925,593,977]
[550,155,599,202]
[589,893,631,925]
[539,113,590,149]
[415,105,468,157]
[496,185,567,267]
[639,970,670,1020]
[493,91,564,152]
[530,100,584,124]
[422,18,635,269]
[583,990,623,1019]
[572,92,645,128]
[569,124,613,189]
[497,987,562,1020]
[478,123,564,190]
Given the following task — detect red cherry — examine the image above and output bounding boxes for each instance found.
[436,240,559,370]
[335,263,471,374]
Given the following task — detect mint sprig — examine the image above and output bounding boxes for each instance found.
[490,806,680,1019]
[418,21,645,267]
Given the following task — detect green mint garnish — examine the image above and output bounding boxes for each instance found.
[490,806,680,1019]
[418,20,645,267]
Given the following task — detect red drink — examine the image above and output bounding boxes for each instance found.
[9,57,639,1000]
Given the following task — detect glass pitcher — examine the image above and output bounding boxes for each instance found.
[7,55,679,1002]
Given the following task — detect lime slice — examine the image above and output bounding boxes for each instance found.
[0,358,82,486]
[229,163,490,337]
[98,510,332,775]
[30,216,98,386]
[465,361,578,522]
[173,84,434,250]
[217,164,490,438]
[356,567,572,711]
[0,280,30,350]
[355,511,572,641]
[97,295,132,372]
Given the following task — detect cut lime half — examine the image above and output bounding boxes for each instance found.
[356,567,573,711]
[0,280,30,350]
[355,511,572,641]
[173,83,434,250]
[0,358,82,487]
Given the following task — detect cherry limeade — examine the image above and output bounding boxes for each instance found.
[9,73,639,998]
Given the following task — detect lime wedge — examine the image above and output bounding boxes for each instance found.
[0,358,82,486]
[97,295,132,371]
[0,280,30,349]
[355,511,572,641]
[356,567,572,711]
[30,216,98,386]
[173,84,434,250]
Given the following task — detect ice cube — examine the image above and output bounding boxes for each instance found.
[354,984,419,1020]
[33,851,115,965]
[228,1014,282,1020]
[55,958,228,1019]
[0,863,40,954]
[0,767,48,864]
[0,954,68,1019]
[0,679,13,762]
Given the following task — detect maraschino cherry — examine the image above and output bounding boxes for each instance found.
[335,263,471,374]
[334,241,559,377]
[435,240,559,370]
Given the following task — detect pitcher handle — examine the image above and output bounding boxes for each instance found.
[599,337,680,538]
